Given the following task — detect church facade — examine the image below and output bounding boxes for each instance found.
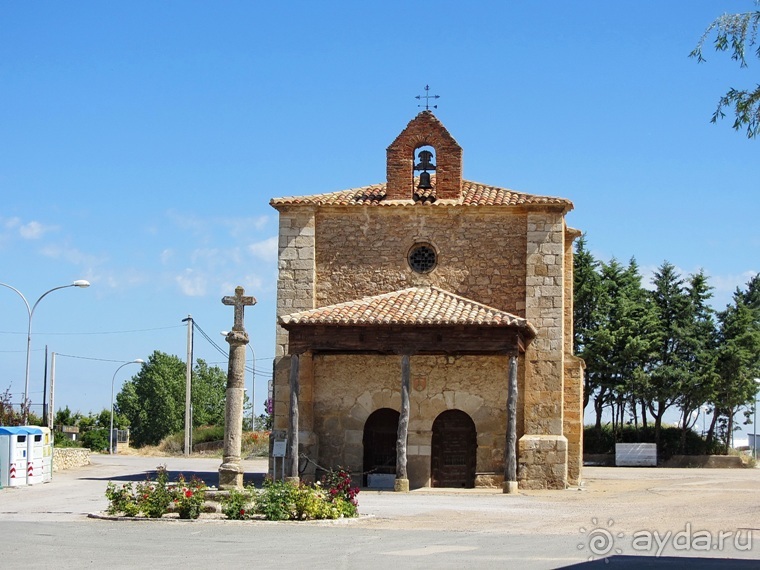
[270,111,584,490]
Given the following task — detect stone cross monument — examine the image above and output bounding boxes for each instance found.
[219,286,256,489]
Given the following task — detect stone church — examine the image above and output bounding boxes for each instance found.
[270,110,584,490]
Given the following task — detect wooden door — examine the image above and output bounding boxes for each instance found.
[431,409,476,488]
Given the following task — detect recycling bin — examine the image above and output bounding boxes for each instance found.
[0,427,29,487]
[25,426,44,485]
[40,427,53,483]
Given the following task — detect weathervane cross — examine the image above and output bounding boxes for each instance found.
[222,286,256,331]
[415,85,440,110]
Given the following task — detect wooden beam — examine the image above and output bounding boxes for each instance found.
[504,355,518,493]
[286,325,527,356]
[395,354,410,492]
[286,354,300,481]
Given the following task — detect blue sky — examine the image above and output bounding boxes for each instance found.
[1,1,758,434]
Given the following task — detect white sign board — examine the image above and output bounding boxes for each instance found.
[272,439,287,458]
[615,443,657,467]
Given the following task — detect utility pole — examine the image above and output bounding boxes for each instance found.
[49,352,56,430]
[182,315,193,456]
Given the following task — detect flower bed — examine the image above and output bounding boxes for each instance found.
[104,465,359,521]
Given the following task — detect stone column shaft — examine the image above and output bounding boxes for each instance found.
[218,330,248,489]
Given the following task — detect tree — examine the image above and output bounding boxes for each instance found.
[691,3,760,138]
[573,235,603,410]
[580,258,658,432]
[675,270,719,452]
[191,359,228,427]
[646,262,693,446]
[707,285,760,450]
[115,350,230,447]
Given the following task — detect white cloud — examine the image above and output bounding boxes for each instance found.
[248,236,278,262]
[1,217,57,240]
[39,243,104,266]
[176,269,207,297]
[19,221,55,239]
[160,249,174,264]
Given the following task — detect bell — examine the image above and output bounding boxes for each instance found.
[414,150,436,172]
[417,171,432,190]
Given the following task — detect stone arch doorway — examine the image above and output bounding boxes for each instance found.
[362,408,399,486]
[431,409,477,488]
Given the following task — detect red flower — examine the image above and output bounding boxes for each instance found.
[240,509,245,515]
[185,490,193,498]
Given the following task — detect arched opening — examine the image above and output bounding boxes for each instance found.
[431,409,477,488]
[362,408,399,486]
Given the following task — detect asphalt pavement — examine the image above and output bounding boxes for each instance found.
[1,454,759,569]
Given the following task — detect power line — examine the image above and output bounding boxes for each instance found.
[54,353,138,363]
[0,325,184,336]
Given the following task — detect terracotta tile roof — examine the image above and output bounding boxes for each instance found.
[270,178,572,211]
[279,286,536,335]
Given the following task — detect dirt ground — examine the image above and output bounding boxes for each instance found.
[355,465,760,539]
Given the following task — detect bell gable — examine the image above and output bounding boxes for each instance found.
[386,110,463,201]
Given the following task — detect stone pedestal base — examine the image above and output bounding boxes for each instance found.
[394,478,409,492]
[218,463,243,490]
[502,481,519,494]
[518,434,568,490]
[285,476,300,485]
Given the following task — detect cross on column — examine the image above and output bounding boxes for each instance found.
[222,286,256,331]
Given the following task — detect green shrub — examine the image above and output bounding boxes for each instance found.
[105,466,206,519]
[174,474,206,519]
[583,425,725,459]
[105,481,140,516]
[253,470,360,521]
[53,432,81,448]
[255,479,300,520]
[80,428,109,452]
[136,466,173,518]
[221,487,256,520]
[320,467,359,517]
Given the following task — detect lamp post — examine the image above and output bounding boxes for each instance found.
[754,379,760,460]
[0,280,90,422]
[221,331,255,430]
[110,359,144,454]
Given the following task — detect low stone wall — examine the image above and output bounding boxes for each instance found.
[661,455,744,468]
[583,454,745,468]
[194,440,224,453]
[53,448,91,472]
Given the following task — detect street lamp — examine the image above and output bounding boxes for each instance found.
[110,359,144,454]
[221,331,255,430]
[754,379,760,460]
[0,280,90,422]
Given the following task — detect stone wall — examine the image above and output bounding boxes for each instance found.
[53,447,91,472]
[275,207,316,356]
[273,199,579,491]
[277,353,525,489]
[563,357,585,485]
[314,207,528,315]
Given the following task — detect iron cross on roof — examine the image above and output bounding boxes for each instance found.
[416,85,440,110]
[222,286,256,331]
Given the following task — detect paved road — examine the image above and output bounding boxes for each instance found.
[1,454,759,569]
